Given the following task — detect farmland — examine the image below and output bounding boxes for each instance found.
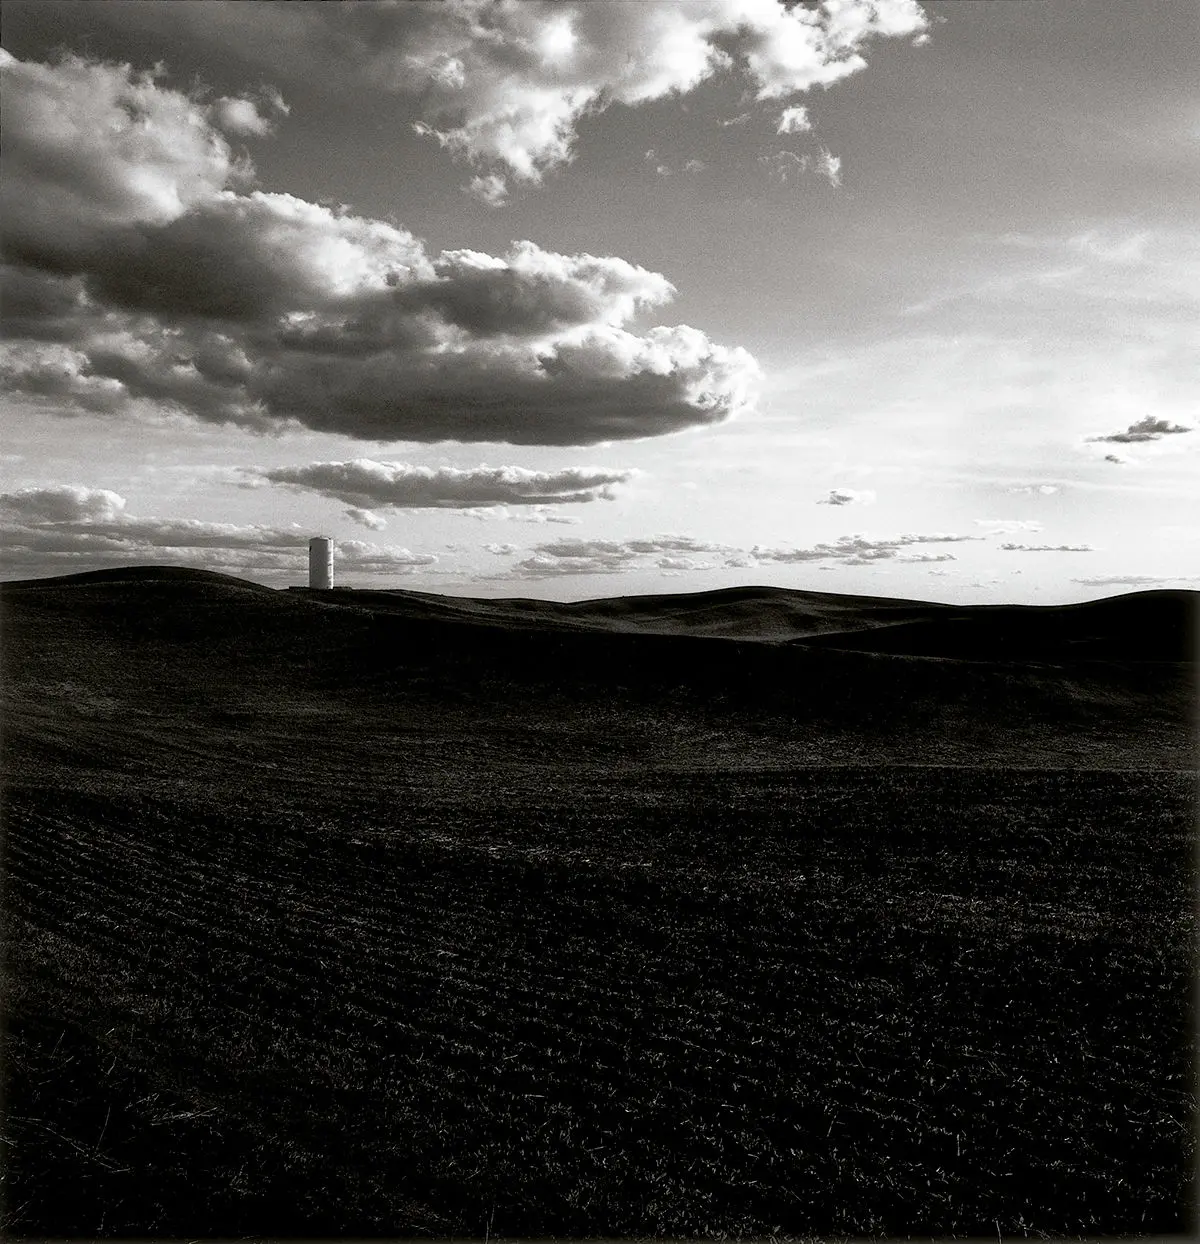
[2,569,1196,1237]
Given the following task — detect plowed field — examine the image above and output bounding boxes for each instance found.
[4,767,1194,1237]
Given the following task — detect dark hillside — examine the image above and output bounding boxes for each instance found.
[2,567,1195,1238]
[791,590,1197,663]
[305,581,958,641]
[2,569,1196,778]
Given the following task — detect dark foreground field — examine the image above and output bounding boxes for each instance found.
[2,569,1197,1238]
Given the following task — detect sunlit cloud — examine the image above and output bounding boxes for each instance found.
[0,50,759,446]
[251,460,637,514]
[330,0,929,186]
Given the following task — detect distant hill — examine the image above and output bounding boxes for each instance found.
[306,582,957,643]
[786,593,1197,664]
[2,566,1196,778]
[275,579,1194,661]
[4,565,1195,662]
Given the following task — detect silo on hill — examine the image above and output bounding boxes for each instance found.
[308,537,333,589]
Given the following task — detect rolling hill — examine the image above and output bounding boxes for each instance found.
[2,567,1195,786]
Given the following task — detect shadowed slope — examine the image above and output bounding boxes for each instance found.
[294,581,950,641]
[790,592,1197,663]
[302,579,1199,658]
[3,567,1195,1238]
[2,567,1195,778]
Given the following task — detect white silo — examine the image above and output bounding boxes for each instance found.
[308,537,333,589]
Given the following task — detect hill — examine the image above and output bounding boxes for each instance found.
[2,567,1195,786]
[3,566,1194,1238]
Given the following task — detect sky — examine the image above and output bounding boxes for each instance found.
[2,0,1197,602]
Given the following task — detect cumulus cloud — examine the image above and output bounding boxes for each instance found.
[0,50,250,254]
[336,0,928,186]
[0,51,758,445]
[0,484,128,524]
[0,483,436,581]
[1007,483,1060,495]
[1087,416,1193,444]
[818,488,875,506]
[1000,542,1094,553]
[254,460,636,511]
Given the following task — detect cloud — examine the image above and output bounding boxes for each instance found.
[1006,484,1060,495]
[1000,543,1095,552]
[1,52,758,445]
[516,510,583,525]
[759,146,842,188]
[1104,454,1127,465]
[512,533,732,577]
[334,540,438,572]
[818,488,875,506]
[210,90,288,138]
[506,529,976,577]
[0,483,436,581]
[974,519,1044,534]
[0,50,250,253]
[1072,575,1197,588]
[345,507,388,531]
[465,173,510,207]
[1087,416,1193,444]
[816,148,843,188]
[658,555,714,573]
[0,484,128,524]
[748,532,977,565]
[759,150,811,184]
[776,105,812,134]
[460,505,583,525]
[334,0,928,186]
[253,460,636,511]
[1067,230,1152,265]
[646,154,707,178]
